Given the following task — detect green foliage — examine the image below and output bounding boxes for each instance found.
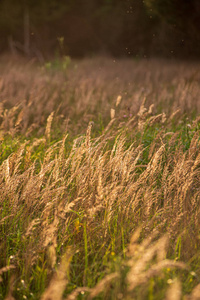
[44,56,71,72]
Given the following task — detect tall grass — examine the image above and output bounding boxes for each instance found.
[0,56,200,299]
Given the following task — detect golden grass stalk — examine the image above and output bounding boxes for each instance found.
[4,275,16,300]
[110,108,115,119]
[47,244,57,269]
[127,232,186,291]
[0,266,15,282]
[41,248,72,300]
[65,287,91,300]
[15,109,24,129]
[165,279,182,300]
[186,283,200,300]
[116,95,122,107]
[88,273,119,299]
[45,111,54,141]
[65,273,119,300]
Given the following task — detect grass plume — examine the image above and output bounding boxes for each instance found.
[0,56,200,299]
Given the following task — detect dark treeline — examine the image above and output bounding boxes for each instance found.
[0,0,200,60]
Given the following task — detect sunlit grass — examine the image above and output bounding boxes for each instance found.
[0,56,200,300]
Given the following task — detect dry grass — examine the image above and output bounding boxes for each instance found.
[0,56,200,299]
[0,55,200,137]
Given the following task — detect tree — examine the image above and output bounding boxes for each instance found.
[143,0,200,36]
[143,0,200,57]
[0,0,69,58]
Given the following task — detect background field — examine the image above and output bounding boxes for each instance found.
[1,0,200,59]
[0,56,200,300]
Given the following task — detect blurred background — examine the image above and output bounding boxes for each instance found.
[0,0,200,61]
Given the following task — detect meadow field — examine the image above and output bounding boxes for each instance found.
[0,56,200,300]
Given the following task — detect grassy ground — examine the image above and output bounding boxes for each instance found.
[0,55,200,300]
